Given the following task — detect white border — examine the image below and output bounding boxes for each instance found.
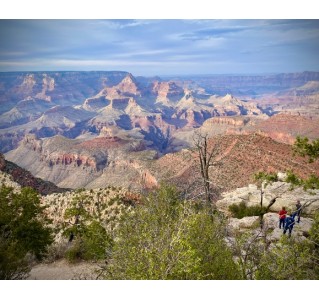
[2,280,317,300]
[1,1,318,19]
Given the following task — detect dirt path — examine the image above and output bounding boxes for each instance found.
[28,259,101,280]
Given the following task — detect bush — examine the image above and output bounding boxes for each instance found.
[44,241,69,263]
[62,194,113,263]
[65,240,83,263]
[256,236,319,279]
[0,186,53,279]
[80,221,113,261]
[229,202,266,219]
[104,185,241,279]
[285,171,319,190]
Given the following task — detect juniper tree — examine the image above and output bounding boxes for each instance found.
[0,186,53,279]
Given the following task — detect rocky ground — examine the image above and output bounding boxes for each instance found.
[28,259,100,280]
[226,213,313,241]
[218,173,319,249]
[153,134,319,200]
[217,176,319,215]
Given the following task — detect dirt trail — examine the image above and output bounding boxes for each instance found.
[28,259,101,280]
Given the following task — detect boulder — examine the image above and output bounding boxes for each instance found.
[277,172,287,181]
[267,228,284,242]
[228,216,260,233]
[263,213,279,230]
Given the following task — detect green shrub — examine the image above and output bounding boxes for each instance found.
[104,184,241,279]
[256,236,318,279]
[303,174,319,190]
[254,172,278,184]
[285,171,319,190]
[80,221,113,261]
[0,186,53,279]
[293,136,319,163]
[62,195,113,263]
[65,240,83,263]
[229,202,266,219]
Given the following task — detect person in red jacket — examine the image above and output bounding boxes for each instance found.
[279,206,287,229]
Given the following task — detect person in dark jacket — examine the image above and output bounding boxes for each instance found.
[283,213,295,237]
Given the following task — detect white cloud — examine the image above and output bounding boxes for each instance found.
[112,49,172,58]
[50,59,164,67]
[0,61,36,67]
[91,20,153,30]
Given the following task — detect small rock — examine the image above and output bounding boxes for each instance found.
[277,172,287,181]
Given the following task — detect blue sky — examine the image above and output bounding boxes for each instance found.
[0,19,319,76]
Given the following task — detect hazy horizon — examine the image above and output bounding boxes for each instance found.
[0,70,318,77]
[1,19,319,76]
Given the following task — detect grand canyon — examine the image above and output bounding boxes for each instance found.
[1,71,319,193]
[1,18,319,282]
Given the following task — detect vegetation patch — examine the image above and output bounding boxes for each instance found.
[0,185,53,279]
[229,202,267,219]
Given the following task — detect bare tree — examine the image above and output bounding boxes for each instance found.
[193,131,221,212]
[254,172,291,229]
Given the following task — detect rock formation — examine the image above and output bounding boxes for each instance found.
[1,71,319,192]
[152,81,184,105]
[5,134,158,190]
[0,152,67,195]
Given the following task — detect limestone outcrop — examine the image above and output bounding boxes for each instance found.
[217,179,319,216]
[218,173,318,243]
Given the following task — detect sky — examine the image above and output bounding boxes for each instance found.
[0,19,319,76]
[1,3,318,299]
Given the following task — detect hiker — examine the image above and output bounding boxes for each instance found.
[278,206,287,229]
[283,213,295,237]
[295,200,302,223]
